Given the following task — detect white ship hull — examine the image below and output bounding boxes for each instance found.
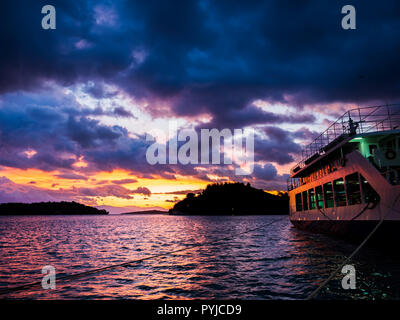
[287,105,400,242]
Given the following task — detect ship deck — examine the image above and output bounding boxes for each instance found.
[289,104,400,180]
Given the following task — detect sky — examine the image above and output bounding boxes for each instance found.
[0,0,399,212]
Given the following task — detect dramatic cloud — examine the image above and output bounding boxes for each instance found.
[56,173,88,180]
[75,184,150,199]
[111,179,138,185]
[253,163,278,181]
[0,177,64,203]
[1,1,399,126]
[1,1,399,204]
[162,189,203,195]
[254,127,301,165]
[0,176,151,203]
[131,187,151,196]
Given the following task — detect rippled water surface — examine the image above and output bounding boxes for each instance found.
[0,215,399,299]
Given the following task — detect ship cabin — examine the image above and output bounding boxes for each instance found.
[287,105,400,214]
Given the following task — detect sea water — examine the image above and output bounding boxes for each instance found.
[0,215,398,299]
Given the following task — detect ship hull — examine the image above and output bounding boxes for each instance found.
[288,150,400,244]
[287,107,400,245]
[290,219,400,244]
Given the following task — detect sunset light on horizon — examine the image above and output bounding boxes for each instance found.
[1,1,399,213]
[1,0,400,306]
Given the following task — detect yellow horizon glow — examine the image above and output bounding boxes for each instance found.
[0,166,283,209]
[0,167,210,209]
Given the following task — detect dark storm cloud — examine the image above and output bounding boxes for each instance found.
[292,127,320,142]
[250,163,289,191]
[1,0,400,194]
[0,87,151,174]
[189,161,289,191]
[56,173,88,180]
[0,0,133,93]
[254,126,303,165]
[0,92,148,174]
[131,186,151,196]
[75,185,151,199]
[111,178,138,185]
[64,104,135,119]
[0,87,314,192]
[118,0,400,119]
[1,1,399,128]
[0,176,151,203]
[252,163,278,181]
[162,189,203,195]
[202,104,316,129]
[113,106,134,118]
[82,82,118,99]
[0,92,206,180]
[253,124,327,166]
[66,116,121,148]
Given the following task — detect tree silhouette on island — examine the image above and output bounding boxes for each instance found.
[0,201,108,215]
[169,182,289,215]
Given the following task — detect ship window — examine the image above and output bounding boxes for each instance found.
[345,173,362,205]
[360,174,380,203]
[295,193,303,211]
[323,182,334,208]
[334,178,347,207]
[308,188,316,210]
[302,190,308,211]
[315,185,324,208]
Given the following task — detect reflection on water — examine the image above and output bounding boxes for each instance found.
[0,215,399,299]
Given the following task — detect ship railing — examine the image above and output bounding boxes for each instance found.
[290,104,400,176]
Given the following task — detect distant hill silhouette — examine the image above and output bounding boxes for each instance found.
[96,204,166,214]
[169,182,288,215]
[122,209,167,215]
[0,201,108,215]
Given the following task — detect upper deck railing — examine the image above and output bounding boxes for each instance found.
[290,104,400,175]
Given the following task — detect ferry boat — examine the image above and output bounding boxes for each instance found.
[287,105,400,242]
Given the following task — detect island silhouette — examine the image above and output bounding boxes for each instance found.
[122,210,168,215]
[0,201,109,215]
[169,182,289,215]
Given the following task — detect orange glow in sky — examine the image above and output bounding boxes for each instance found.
[0,166,212,210]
